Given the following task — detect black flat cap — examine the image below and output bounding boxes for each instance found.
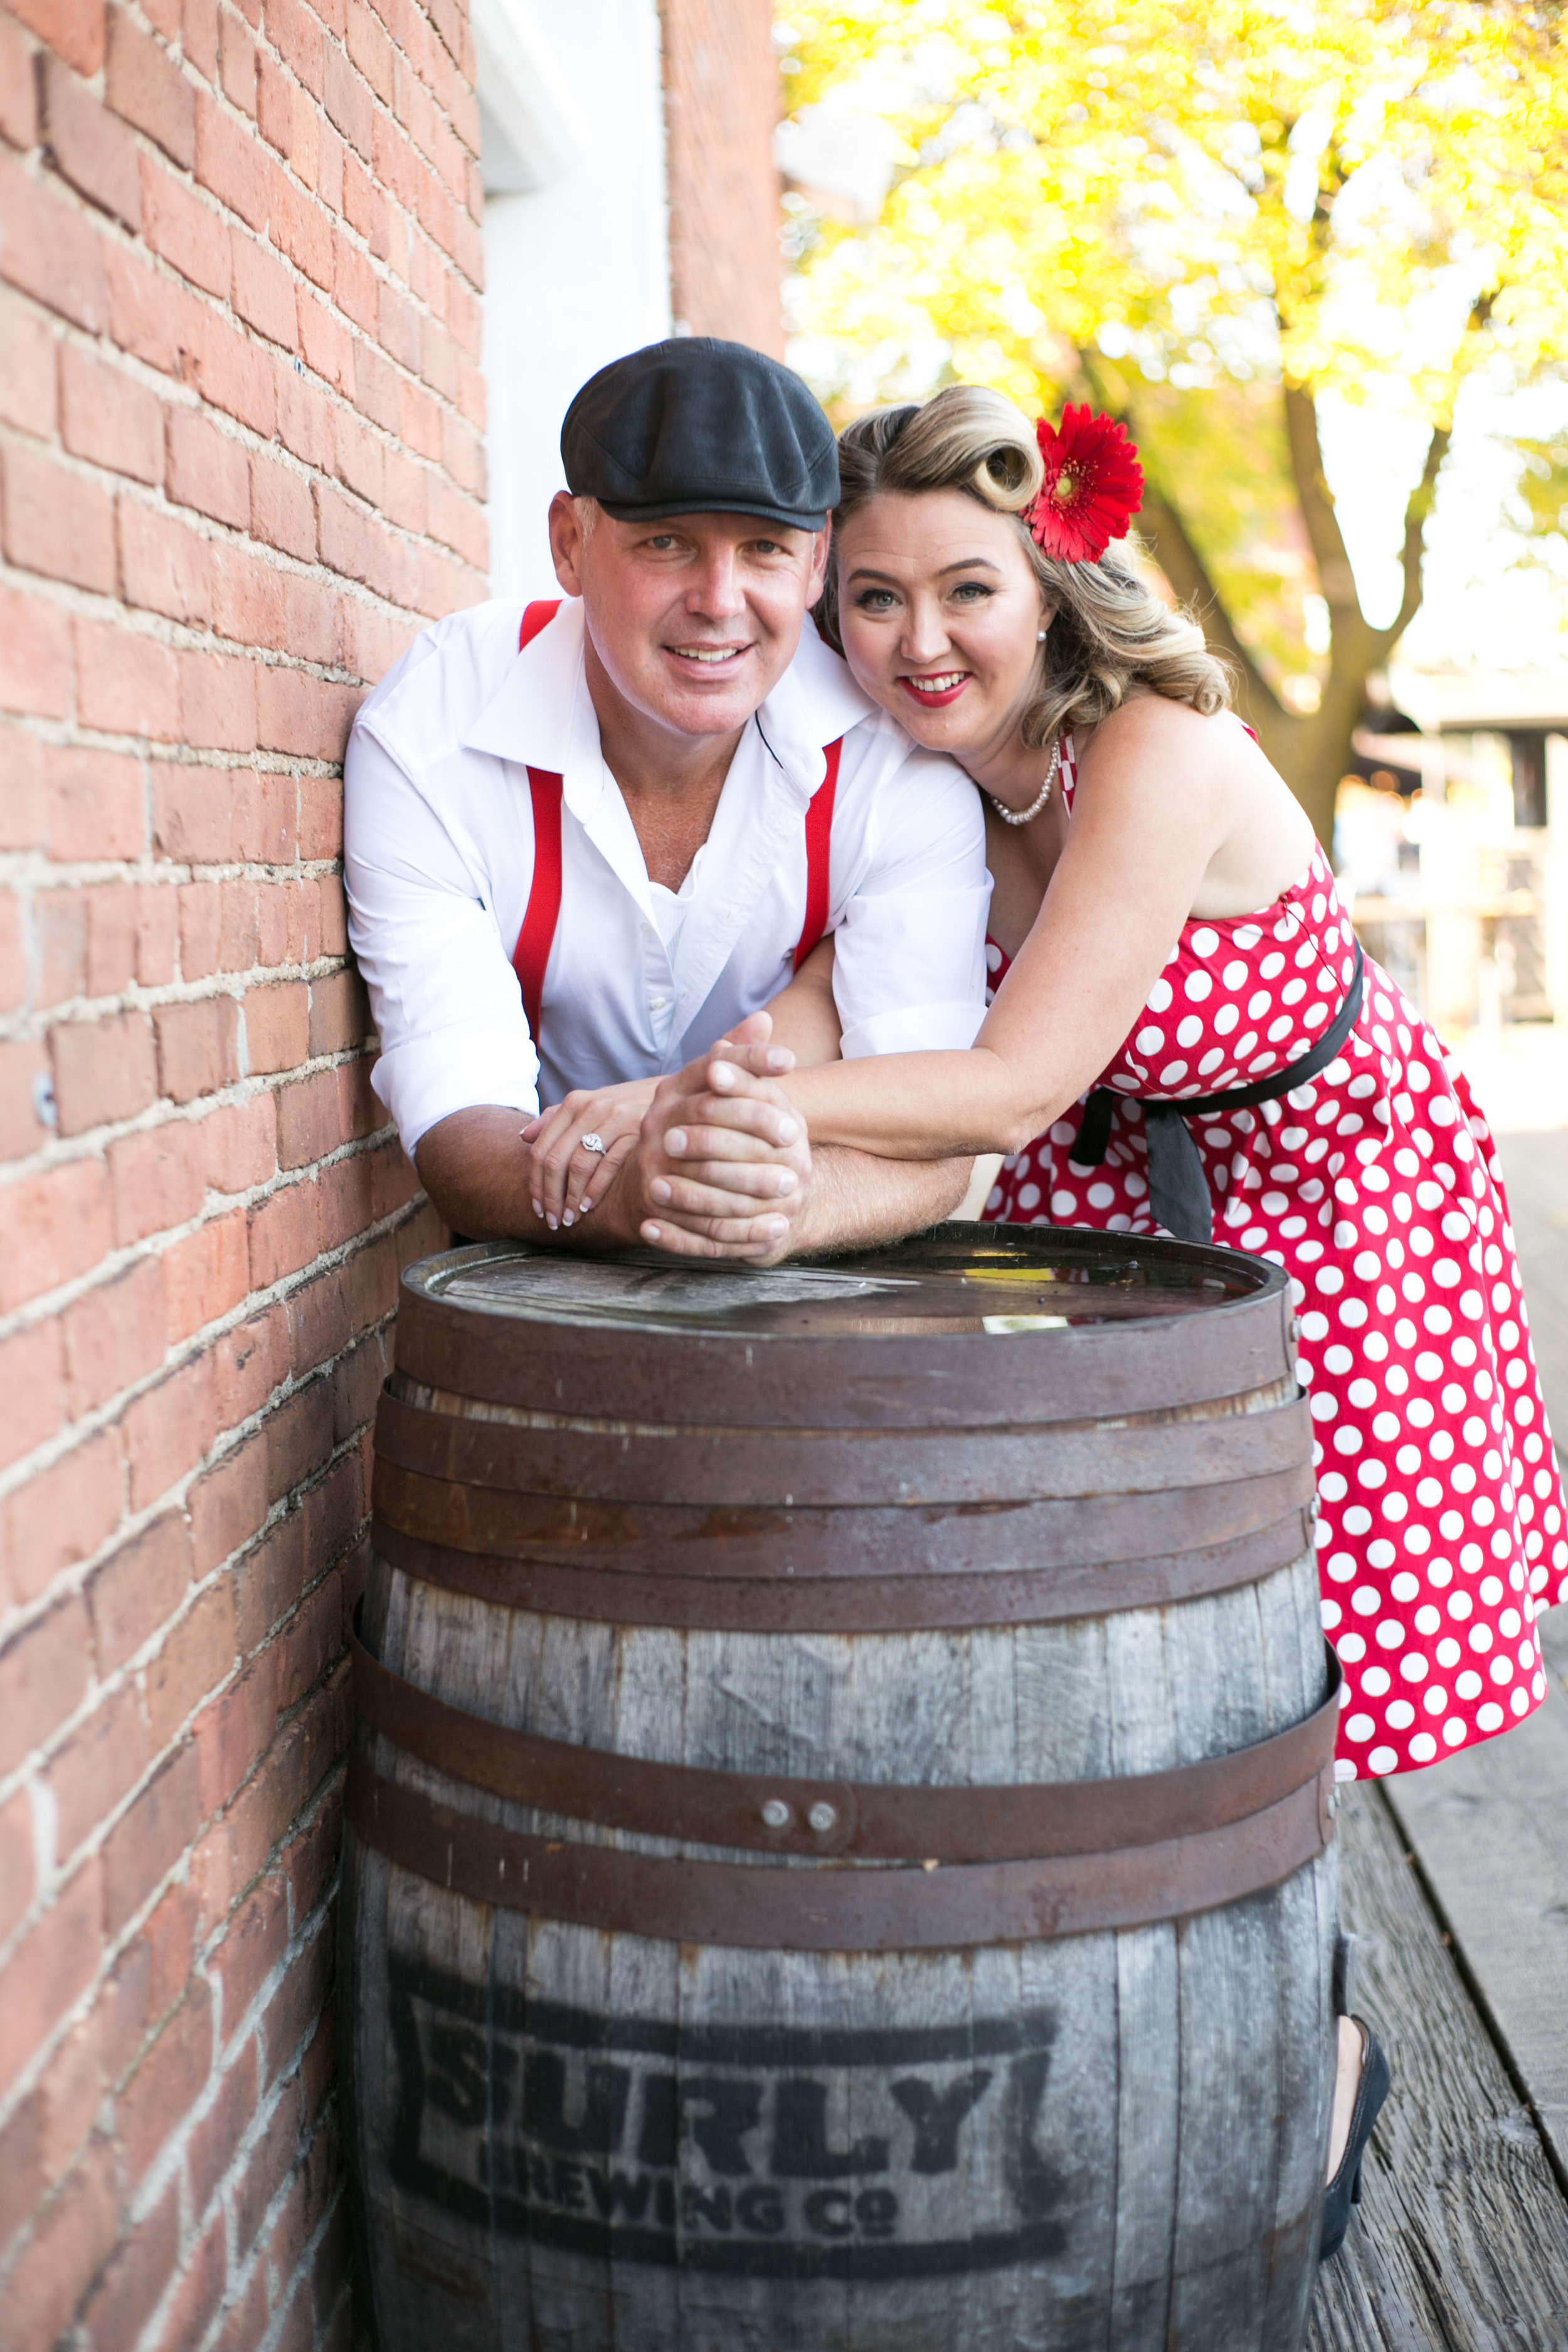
[561,338,839,533]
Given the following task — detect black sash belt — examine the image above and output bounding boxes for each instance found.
[1073,943,1365,1246]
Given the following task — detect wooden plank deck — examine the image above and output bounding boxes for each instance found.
[1306,1119,1568,2348]
[1306,1781,1568,2349]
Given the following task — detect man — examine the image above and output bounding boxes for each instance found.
[344,338,988,1259]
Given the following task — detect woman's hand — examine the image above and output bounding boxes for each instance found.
[638,1028,812,1261]
[521,1078,659,1229]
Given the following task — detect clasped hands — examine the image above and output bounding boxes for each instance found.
[519,1013,811,1262]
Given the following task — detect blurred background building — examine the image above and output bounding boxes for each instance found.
[1338,669,1568,1126]
[477,0,783,593]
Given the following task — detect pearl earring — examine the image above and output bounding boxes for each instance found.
[1037,629,1046,641]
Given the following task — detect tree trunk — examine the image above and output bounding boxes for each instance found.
[1099,362,1449,855]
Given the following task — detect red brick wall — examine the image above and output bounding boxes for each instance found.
[0,0,483,2341]
[660,0,783,356]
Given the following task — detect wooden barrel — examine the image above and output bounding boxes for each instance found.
[340,1224,1338,2352]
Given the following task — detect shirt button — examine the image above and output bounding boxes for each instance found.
[650,995,669,1012]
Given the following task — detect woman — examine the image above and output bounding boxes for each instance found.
[532,384,1566,1795]
[525,384,1565,2243]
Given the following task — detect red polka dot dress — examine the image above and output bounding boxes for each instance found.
[983,738,1567,1781]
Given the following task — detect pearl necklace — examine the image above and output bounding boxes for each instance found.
[988,737,1061,827]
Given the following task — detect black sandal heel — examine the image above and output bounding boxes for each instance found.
[1320,2020,1389,2260]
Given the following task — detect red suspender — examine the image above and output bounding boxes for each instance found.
[517,599,561,654]
[793,736,843,970]
[511,601,564,1041]
[510,590,842,1041]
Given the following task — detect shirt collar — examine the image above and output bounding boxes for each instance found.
[462,597,877,802]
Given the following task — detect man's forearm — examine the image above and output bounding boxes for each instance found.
[415,1103,968,1269]
[785,1147,973,1256]
[415,1106,645,1253]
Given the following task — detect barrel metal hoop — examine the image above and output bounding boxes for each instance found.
[371,1387,1311,1508]
[364,1477,1316,1628]
[346,1754,1337,1952]
[350,1614,1340,1868]
[392,1232,1294,1431]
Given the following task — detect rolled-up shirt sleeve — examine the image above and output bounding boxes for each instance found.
[344,720,540,1156]
[832,741,990,1061]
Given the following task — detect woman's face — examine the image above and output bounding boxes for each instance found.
[834,489,1053,759]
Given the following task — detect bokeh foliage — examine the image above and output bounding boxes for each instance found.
[779,0,1568,837]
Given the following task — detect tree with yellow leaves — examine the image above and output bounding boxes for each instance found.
[780,0,1568,840]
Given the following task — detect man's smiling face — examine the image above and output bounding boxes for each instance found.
[550,497,832,743]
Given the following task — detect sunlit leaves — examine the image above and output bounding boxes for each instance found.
[780,0,1568,689]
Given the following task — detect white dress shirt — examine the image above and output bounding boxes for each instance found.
[344,596,989,1156]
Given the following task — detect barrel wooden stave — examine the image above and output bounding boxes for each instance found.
[344,1540,1334,2351]
[342,1234,1335,2351]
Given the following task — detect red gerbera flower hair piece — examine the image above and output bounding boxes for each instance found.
[1024,405,1143,563]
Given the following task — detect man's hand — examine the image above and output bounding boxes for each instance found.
[633,1015,813,1263]
[416,1007,973,1266]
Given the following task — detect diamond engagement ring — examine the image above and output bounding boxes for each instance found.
[580,1133,609,1157]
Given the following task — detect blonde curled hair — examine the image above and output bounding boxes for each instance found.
[815,384,1231,746]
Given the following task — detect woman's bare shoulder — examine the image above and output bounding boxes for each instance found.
[1077,690,1254,770]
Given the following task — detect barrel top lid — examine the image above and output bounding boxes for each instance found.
[407,1224,1278,1341]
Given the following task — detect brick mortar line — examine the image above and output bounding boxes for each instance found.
[0,511,481,647]
[0,562,451,677]
[0,1605,359,2151]
[0,1175,425,1626]
[0,1123,411,1498]
[9,32,485,352]
[1,1743,351,2292]
[0,989,366,1058]
[0,854,352,884]
[0,1160,394,1515]
[43,0,480,162]
[4,268,476,502]
[194,2092,349,2352]
[0,397,483,573]
[211,2070,347,2352]
[0,1037,384,1201]
[4,950,367,1037]
[1,828,351,872]
[147,1858,346,2235]
[0,1199,388,1530]
[0,1148,416,1534]
[0,1414,371,2023]
[6,419,486,591]
[4,931,364,1035]
[28,1525,363,1914]
[0,499,480,647]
